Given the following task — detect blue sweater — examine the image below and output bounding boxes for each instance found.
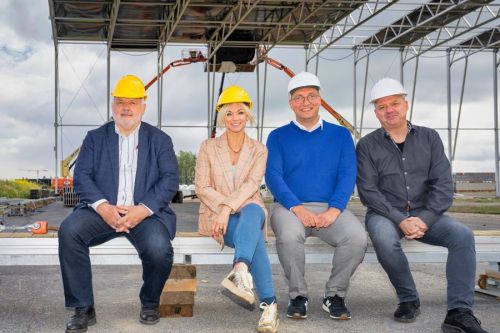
[265,121,356,211]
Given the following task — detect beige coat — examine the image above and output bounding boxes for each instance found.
[195,132,268,239]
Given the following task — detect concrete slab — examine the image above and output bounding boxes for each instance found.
[0,263,498,333]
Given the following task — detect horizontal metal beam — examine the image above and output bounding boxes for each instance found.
[207,0,261,60]
[402,4,499,63]
[307,0,396,61]
[355,0,493,62]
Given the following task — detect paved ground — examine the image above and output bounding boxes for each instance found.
[1,263,498,333]
[1,198,499,332]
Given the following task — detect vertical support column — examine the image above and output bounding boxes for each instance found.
[54,45,59,194]
[493,49,499,197]
[157,47,164,129]
[409,56,419,122]
[452,57,468,161]
[314,52,319,76]
[353,47,357,135]
[446,49,453,173]
[255,48,261,140]
[107,48,111,121]
[207,45,212,138]
[259,59,268,143]
[400,47,404,83]
[304,45,309,71]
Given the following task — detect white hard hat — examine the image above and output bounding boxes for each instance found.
[288,72,321,93]
[370,78,407,103]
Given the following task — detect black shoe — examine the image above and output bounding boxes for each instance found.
[65,305,96,333]
[286,296,308,319]
[322,295,351,320]
[139,305,160,325]
[394,299,420,323]
[441,308,489,333]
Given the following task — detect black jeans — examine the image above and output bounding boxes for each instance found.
[58,207,173,308]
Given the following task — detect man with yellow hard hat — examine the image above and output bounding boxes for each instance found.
[356,78,489,333]
[58,75,179,332]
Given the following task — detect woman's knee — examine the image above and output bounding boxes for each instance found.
[240,203,264,220]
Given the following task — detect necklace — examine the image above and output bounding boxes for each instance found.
[227,136,244,153]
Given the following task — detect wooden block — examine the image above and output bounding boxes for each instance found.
[168,264,196,279]
[161,291,194,305]
[161,279,196,304]
[159,304,193,317]
[164,279,196,293]
[160,264,197,317]
[485,270,500,280]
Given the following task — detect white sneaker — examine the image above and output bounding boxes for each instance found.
[258,302,279,333]
[221,268,255,304]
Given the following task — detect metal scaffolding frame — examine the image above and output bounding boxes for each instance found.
[48,0,500,195]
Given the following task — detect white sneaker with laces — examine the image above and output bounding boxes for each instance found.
[221,268,255,304]
[258,302,279,333]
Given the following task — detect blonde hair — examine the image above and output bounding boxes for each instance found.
[217,102,256,128]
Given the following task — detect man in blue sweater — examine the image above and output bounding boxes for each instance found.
[265,72,367,321]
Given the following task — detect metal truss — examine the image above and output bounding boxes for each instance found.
[355,0,493,62]
[260,0,339,52]
[159,0,191,46]
[306,0,397,62]
[107,0,120,50]
[401,3,499,63]
[206,0,262,60]
[449,26,500,63]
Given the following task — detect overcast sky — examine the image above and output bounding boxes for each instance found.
[0,1,498,179]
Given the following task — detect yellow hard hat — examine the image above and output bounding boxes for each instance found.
[112,75,147,99]
[216,85,252,112]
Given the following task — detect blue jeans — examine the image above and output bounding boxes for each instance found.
[223,203,276,304]
[58,207,173,308]
[366,212,476,310]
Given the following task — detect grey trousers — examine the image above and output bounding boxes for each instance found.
[270,202,367,299]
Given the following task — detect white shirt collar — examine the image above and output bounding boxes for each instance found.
[293,117,323,132]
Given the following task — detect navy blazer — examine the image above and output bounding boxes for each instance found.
[73,121,179,239]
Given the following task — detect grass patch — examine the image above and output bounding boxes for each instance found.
[0,179,41,199]
[449,205,500,215]
[453,197,500,203]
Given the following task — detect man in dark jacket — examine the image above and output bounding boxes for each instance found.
[356,77,488,333]
[58,75,179,332]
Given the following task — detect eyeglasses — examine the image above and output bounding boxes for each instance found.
[290,94,321,104]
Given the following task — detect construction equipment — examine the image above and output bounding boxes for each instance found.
[0,221,57,235]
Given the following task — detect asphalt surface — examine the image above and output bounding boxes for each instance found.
[1,198,499,332]
[1,263,498,333]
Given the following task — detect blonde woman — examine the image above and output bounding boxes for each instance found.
[195,86,278,333]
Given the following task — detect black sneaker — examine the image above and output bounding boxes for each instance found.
[442,308,489,333]
[394,299,420,323]
[322,295,351,320]
[286,296,308,319]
